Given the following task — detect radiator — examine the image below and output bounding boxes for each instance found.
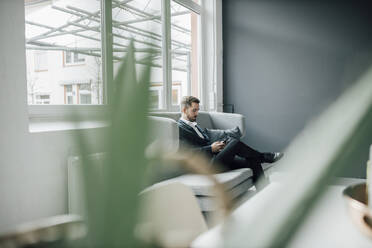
[67,153,106,216]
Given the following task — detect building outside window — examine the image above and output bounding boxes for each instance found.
[150,86,162,109]
[35,94,50,104]
[65,85,74,104]
[34,51,48,72]
[149,82,181,108]
[172,82,181,105]
[25,0,102,105]
[78,83,92,104]
[63,82,94,104]
[24,0,216,111]
[64,51,86,66]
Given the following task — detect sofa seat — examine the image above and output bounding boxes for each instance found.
[150,168,254,212]
[155,168,252,196]
[196,179,253,211]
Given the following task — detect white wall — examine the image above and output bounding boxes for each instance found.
[222,0,372,151]
[0,0,106,234]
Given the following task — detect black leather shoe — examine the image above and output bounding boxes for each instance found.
[262,152,283,163]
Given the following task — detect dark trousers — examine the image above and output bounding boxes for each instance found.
[212,139,265,182]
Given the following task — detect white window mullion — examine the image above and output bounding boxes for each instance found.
[200,0,222,112]
[200,0,208,111]
[162,0,172,111]
[101,0,113,105]
[186,51,191,96]
[215,0,223,112]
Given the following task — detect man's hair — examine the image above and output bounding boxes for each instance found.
[181,96,200,110]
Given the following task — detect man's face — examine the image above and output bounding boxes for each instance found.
[183,102,200,122]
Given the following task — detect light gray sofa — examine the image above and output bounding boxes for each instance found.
[68,112,254,215]
[148,111,254,212]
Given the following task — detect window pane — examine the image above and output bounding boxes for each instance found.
[149,87,161,109]
[71,52,85,64]
[171,1,200,106]
[80,94,92,104]
[79,83,92,104]
[111,0,163,109]
[66,85,72,92]
[35,94,50,104]
[67,95,73,104]
[79,83,91,91]
[65,51,72,64]
[172,87,180,105]
[25,0,103,105]
[34,51,48,71]
[39,95,50,100]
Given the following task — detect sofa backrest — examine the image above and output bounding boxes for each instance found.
[150,112,181,122]
[150,111,214,129]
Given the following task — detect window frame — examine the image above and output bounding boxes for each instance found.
[27,0,221,120]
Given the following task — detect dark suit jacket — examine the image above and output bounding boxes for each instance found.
[177,120,213,156]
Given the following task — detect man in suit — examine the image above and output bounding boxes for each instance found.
[178,96,283,186]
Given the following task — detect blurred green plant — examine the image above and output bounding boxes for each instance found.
[76,40,153,247]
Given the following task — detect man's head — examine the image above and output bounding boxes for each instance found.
[181,96,200,122]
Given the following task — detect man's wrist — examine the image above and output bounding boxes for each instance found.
[209,145,215,154]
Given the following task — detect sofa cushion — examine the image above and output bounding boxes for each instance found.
[205,126,242,143]
[154,168,253,196]
[196,179,253,211]
[196,112,214,129]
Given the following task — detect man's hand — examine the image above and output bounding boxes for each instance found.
[211,141,226,153]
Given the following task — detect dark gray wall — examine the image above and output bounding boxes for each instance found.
[222,0,372,177]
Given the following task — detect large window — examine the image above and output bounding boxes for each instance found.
[25,0,212,112]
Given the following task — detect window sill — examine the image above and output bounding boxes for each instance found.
[29,119,109,133]
[28,105,109,133]
[27,105,189,133]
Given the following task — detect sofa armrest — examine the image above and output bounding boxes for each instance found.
[140,182,208,248]
[148,116,179,153]
[208,112,246,138]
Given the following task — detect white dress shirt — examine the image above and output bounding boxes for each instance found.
[180,117,205,139]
